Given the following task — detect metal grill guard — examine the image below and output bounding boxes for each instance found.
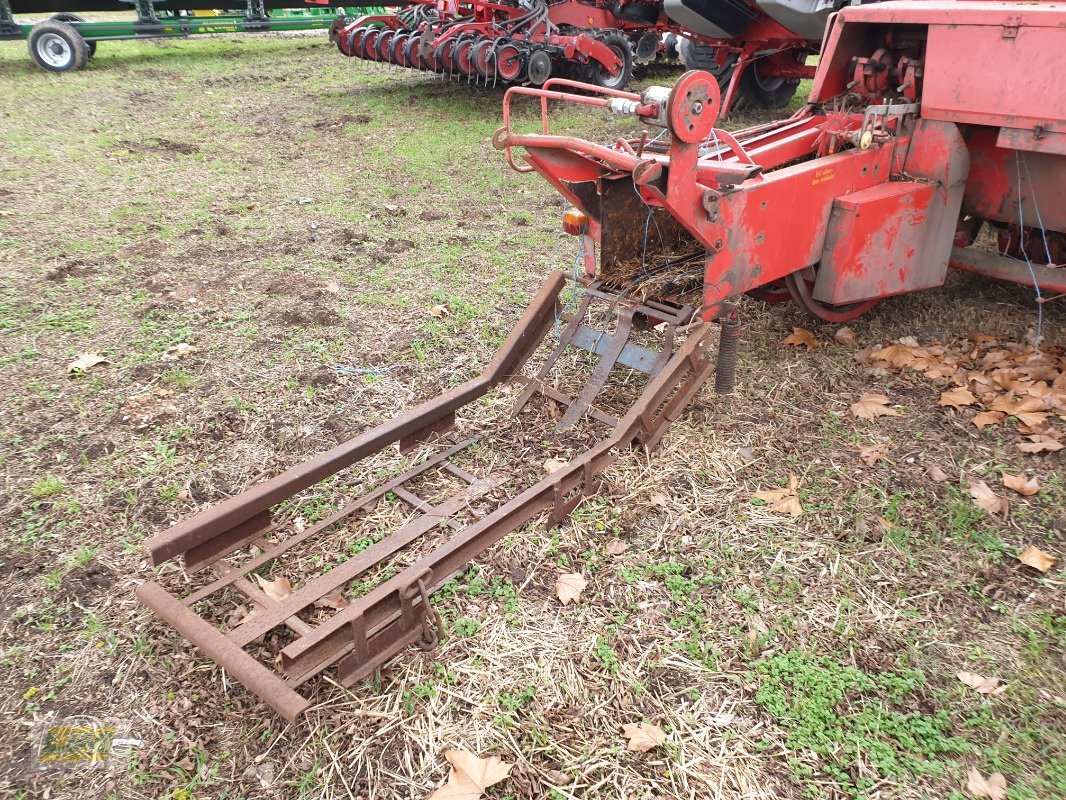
[137,271,717,722]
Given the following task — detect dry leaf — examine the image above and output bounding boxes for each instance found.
[254,574,293,601]
[162,342,198,361]
[926,464,949,482]
[430,304,450,318]
[834,326,856,347]
[427,749,512,800]
[972,410,1006,429]
[940,387,978,411]
[1002,473,1039,497]
[753,475,803,517]
[555,572,588,605]
[858,443,888,467]
[966,767,1007,800]
[1017,545,1057,573]
[605,539,629,556]
[621,722,667,752]
[968,481,1009,516]
[1018,436,1064,453]
[543,458,568,474]
[782,327,819,349]
[850,393,901,420]
[314,591,349,610]
[957,671,1006,695]
[68,352,109,373]
[324,279,341,294]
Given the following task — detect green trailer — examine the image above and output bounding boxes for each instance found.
[1,1,386,72]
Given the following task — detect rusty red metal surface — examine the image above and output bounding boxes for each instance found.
[496,1,1066,319]
[138,271,717,721]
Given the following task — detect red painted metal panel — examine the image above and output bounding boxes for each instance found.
[922,23,1066,133]
[813,182,938,305]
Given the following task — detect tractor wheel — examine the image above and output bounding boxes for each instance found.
[454,37,476,77]
[782,268,880,322]
[473,38,496,81]
[678,39,735,96]
[361,28,381,61]
[737,54,802,109]
[404,34,422,69]
[28,20,89,72]
[377,30,396,63]
[49,14,95,58]
[495,42,524,83]
[587,32,633,90]
[392,33,409,67]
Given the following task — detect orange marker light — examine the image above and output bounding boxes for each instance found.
[563,207,588,235]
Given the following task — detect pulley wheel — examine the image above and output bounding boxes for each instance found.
[526,49,551,86]
[667,70,720,143]
[495,42,524,83]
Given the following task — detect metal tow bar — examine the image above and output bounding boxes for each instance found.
[137,271,721,722]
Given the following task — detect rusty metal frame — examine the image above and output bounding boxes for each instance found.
[137,271,716,722]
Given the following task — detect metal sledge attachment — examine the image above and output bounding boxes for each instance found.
[137,271,718,722]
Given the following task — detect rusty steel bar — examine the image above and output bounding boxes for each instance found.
[136,581,312,723]
[143,271,565,569]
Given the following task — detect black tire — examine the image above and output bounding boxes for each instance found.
[679,39,801,111]
[587,32,633,90]
[28,20,89,73]
[48,14,94,57]
[737,56,801,109]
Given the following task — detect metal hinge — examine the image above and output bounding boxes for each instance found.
[1002,16,1020,39]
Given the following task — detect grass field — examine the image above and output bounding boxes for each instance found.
[1,28,1064,800]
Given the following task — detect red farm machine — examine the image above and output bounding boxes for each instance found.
[333,0,839,113]
[138,0,1063,722]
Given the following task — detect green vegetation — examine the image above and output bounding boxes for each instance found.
[754,651,971,797]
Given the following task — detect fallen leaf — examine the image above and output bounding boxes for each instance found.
[1018,435,1064,453]
[753,475,803,517]
[968,481,1009,516]
[430,304,450,318]
[254,574,293,602]
[966,767,1007,800]
[1002,473,1039,497]
[926,464,950,482]
[972,410,1006,429]
[555,572,588,605]
[543,458,568,474]
[850,393,901,420]
[834,326,856,347]
[957,671,1006,695]
[324,279,341,294]
[782,327,819,349]
[68,352,109,373]
[1017,545,1057,573]
[940,387,978,411]
[858,443,888,467]
[314,591,349,610]
[428,749,512,800]
[621,722,667,752]
[162,343,198,361]
[605,539,629,556]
